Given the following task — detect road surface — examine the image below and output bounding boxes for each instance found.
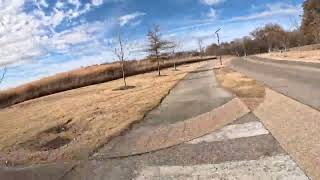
[230,57,320,110]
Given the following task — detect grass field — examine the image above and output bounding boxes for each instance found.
[0,61,205,165]
[0,57,213,109]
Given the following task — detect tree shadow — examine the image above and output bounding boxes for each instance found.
[112,86,136,91]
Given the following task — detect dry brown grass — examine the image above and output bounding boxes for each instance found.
[0,57,214,109]
[215,68,266,111]
[258,50,320,63]
[0,61,205,165]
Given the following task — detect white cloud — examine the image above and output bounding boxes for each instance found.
[68,0,81,8]
[118,12,146,26]
[0,0,106,66]
[207,8,217,19]
[48,21,106,52]
[0,0,44,66]
[38,0,49,8]
[201,0,225,6]
[162,2,302,53]
[91,0,103,6]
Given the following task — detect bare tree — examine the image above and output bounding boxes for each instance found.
[170,41,180,71]
[113,33,127,87]
[197,38,204,57]
[215,28,222,66]
[146,25,171,76]
[242,36,252,56]
[0,66,7,85]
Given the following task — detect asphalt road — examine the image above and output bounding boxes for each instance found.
[230,57,320,110]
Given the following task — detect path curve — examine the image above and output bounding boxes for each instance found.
[94,98,250,159]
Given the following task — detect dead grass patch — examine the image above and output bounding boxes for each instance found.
[0,61,204,165]
[215,68,266,111]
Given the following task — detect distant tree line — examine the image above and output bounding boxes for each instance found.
[206,0,320,56]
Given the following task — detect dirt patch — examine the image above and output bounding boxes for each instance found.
[44,119,72,134]
[19,119,77,152]
[41,137,72,151]
[215,68,266,111]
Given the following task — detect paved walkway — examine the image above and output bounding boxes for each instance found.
[94,62,247,158]
[139,63,233,126]
[94,98,249,158]
[0,59,311,180]
[63,60,309,180]
[64,113,308,180]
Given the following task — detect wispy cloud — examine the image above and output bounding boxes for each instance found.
[200,0,226,6]
[228,3,302,22]
[91,0,104,6]
[118,12,146,26]
[207,8,217,19]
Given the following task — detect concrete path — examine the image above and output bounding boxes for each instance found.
[63,60,309,180]
[94,98,249,158]
[230,57,320,110]
[254,88,320,180]
[94,61,238,158]
[1,59,311,180]
[140,63,233,126]
[63,113,308,180]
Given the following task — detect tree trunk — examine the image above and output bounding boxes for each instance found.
[157,56,161,76]
[121,59,127,87]
[174,60,177,71]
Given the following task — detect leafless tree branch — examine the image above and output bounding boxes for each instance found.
[113,33,127,87]
[0,66,7,85]
[146,25,172,76]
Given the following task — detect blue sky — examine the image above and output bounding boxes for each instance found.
[0,0,303,89]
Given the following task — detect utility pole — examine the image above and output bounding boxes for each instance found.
[215,28,222,66]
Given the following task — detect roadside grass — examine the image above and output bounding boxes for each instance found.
[0,61,204,165]
[0,56,214,109]
[215,68,266,111]
[258,49,320,63]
